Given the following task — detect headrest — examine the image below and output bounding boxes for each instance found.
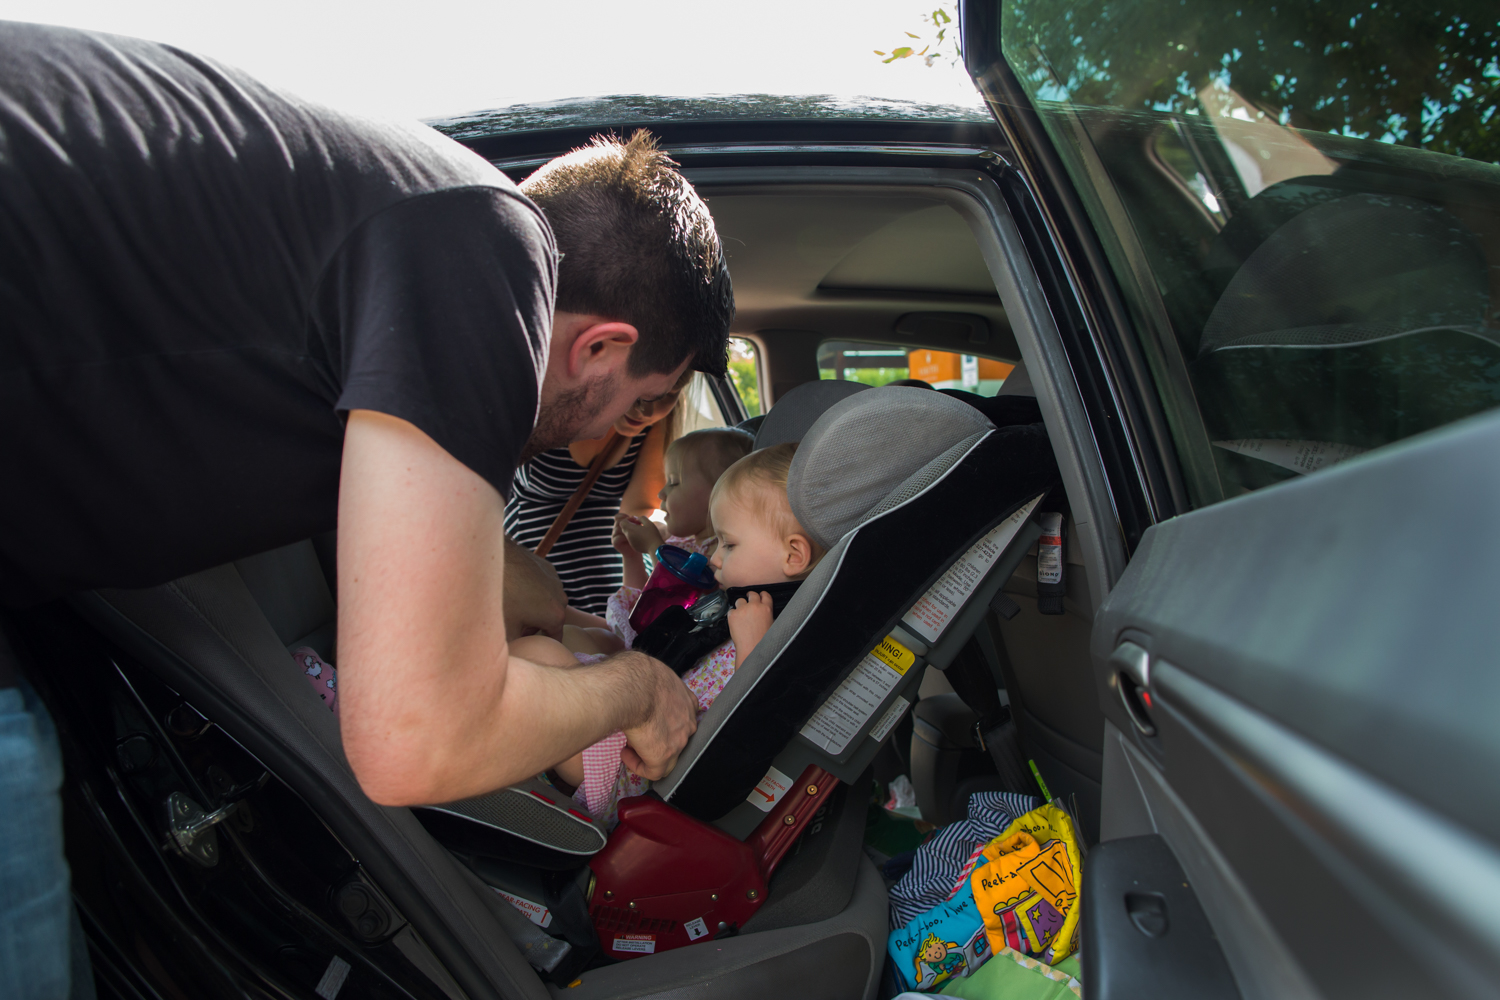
[754,380,870,449]
[788,387,994,549]
[1200,193,1488,355]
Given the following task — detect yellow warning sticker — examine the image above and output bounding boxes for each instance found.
[872,635,914,674]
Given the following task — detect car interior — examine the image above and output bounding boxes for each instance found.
[32,172,1143,999]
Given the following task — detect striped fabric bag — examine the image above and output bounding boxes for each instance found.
[888,791,1041,930]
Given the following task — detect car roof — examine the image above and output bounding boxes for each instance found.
[426,94,1001,166]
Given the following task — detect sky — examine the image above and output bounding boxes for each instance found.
[0,0,983,121]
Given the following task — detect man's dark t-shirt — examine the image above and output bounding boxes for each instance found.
[0,23,555,606]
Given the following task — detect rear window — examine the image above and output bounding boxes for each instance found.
[819,340,1016,395]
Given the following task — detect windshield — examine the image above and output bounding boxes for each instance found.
[1000,2,1500,502]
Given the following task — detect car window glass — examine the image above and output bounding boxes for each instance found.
[677,373,729,435]
[1000,1,1500,501]
[727,337,764,416]
[818,340,1017,395]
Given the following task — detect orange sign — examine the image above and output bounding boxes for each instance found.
[907,350,1014,385]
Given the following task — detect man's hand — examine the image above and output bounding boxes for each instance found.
[728,591,775,669]
[619,653,700,779]
[503,538,567,640]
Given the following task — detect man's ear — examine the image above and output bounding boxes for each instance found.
[558,312,639,380]
[784,533,816,578]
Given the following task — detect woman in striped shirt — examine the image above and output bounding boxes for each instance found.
[505,373,688,614]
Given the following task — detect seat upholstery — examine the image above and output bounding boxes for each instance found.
[74,567,550,1000]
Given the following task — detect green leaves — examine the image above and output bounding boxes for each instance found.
[877,3,962,68]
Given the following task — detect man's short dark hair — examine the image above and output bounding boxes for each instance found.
[521,130,733,379]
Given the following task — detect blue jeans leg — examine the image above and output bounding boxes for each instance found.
[0,679,92,1000]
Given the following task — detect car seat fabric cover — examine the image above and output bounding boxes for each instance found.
[753,379,869,449]
[659,389,1059,820]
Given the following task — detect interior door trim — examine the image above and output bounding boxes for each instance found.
[1156,661,1500,989]
[1103,723,1318,1000]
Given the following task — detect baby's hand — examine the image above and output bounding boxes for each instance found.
[614,513,665,556]
[727,591,775,668]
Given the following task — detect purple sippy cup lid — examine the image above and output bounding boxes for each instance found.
[654,544,717,589]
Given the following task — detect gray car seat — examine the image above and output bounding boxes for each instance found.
[654,386,1060,835]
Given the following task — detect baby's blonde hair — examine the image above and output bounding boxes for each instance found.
[711,443,825,564]
[669,428,753,486]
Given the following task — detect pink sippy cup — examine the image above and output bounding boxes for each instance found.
[628,545,719,633]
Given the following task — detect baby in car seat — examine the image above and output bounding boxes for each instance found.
[513,442,825,824]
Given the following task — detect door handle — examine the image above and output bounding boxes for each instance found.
[1109,642,1157,737]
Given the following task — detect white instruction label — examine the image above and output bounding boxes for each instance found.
[869,696,910,743]
[613,935,656,954]
[1214,439,1365,475]
[801,636,916,755]
[684,917,710,941]
[493,888,553,929]
[901,497,1042,643]
[747,765,793,812]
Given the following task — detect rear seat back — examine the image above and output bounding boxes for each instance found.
[233,536,337,657]
[655,387,1059,833]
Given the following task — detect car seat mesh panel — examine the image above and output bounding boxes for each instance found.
[667,424,1059,820]
[426,792,605,855]
[857,431,985,527]
[789,386,993,550]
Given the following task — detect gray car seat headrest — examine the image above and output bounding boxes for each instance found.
[754,380,870,449]
[788,387,994,550]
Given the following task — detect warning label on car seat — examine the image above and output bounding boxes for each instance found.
[613,935,656,954]
[800,636,915,755]
[901,496,1042,644]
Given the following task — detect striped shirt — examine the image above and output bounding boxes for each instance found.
[504,435,646,614]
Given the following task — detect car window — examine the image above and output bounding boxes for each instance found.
[818,340,1017,395]
[677,373,730,434]
[726,336,764,417]
[1000,1,1500,502]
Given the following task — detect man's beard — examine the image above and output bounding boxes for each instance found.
[521,371,621,463]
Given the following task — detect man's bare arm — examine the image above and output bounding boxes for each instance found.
[337,410,698,806]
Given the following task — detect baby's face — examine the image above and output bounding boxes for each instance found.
[708,491,796,588]
[657,450,714,538]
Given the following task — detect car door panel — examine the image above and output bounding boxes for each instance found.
[1093,411,1500,999]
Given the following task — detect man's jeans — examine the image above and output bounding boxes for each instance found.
[0,679,95,1000]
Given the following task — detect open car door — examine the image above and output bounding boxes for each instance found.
[1089,413,1500,999]
[960,1,1500,997]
